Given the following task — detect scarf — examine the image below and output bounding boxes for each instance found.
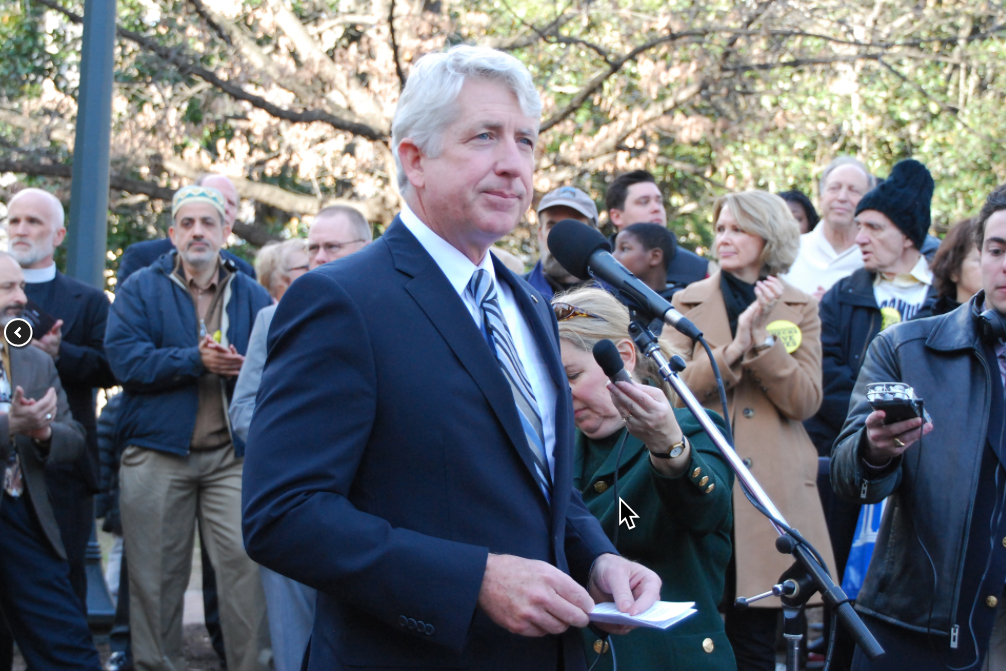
[721,271,758,337]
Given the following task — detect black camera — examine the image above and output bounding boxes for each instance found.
[865,382,932,425]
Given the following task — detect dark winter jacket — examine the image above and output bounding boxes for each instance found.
[105,251,272,457]
[804,267,938,456]
[831,296,1006,652]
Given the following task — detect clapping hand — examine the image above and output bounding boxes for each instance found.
[8,386,56,441]
[199,336,244,377]
[725,276,784,365]
[31,319,63,360]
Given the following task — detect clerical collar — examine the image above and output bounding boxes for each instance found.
[22,264,57,284]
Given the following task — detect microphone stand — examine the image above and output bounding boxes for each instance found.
[625,309,884,668]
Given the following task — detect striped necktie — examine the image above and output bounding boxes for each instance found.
[467,269,552,502]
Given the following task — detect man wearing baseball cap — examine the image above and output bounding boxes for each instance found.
[525,186,600,300]
[105,185,273,671]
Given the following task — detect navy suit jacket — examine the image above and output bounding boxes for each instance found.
[26,271,116,492]
[243,218,615,671]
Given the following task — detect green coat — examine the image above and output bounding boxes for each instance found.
[575,408,737,671]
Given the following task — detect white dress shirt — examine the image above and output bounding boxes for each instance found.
[400,205,558,477]
[782,224,863,295]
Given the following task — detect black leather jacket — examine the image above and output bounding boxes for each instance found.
[831,294,997,635]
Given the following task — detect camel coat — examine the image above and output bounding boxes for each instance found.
[666,272,835,607]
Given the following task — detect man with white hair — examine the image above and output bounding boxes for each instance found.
[4,187,116,615]
[243,45,661,671]
[105,185,272,671]
[782,157,876,299]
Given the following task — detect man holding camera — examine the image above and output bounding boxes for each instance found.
[831,184,1006,669]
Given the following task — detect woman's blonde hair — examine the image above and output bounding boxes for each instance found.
[255,238,307,300]
[712,190,801,276]
[554,286,679,401]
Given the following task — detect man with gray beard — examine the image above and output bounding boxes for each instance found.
[4,187,116,616]
[106,185,272,671]
[0,251,101,670]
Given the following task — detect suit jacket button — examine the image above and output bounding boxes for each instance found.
[397,615,407,627]
[743,408,755,418]
[743,458,753,468]
[594,481,608,493]
[692,467,702,478]
[425,623,435,635]
[988,596,999,608]
[699,476,709,487]
[704,483,716,494]
[408,618,417,630]
[702,638,714,653]
[592,639,609,654]
[416,620,425,631]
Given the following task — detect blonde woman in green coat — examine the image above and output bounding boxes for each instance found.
[555,287,737,671]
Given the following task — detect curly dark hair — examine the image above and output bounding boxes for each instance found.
[974,184,1006,249]
[932,218,977,299]
[778,190,820,231]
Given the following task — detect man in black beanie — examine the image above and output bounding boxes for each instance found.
[802,158,941,666]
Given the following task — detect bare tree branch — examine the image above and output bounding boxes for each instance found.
[186,0,232,46]
[388,0,408,91]
[34,0,388,142]
[265,0,387,131]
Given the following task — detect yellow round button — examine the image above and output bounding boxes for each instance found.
[702,638,714,653]
[699,476,709,487]
[1001,537,1006,548]
[766,320,802,353]
[593,639,609,654]
[988,595,999,609]
[692,467,702,478]
[705,483,716,494]
[594,481,608,494]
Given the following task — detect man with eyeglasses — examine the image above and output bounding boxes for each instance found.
[306,205,373,267]
[227,205,369,671]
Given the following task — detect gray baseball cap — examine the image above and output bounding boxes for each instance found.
[536,186,599,227]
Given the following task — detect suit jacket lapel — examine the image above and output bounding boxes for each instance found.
[41,273,81,336]
[386,220,550,508]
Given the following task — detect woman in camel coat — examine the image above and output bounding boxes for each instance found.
[664,190,835,671]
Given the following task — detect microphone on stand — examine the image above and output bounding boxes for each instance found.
[592,339,633,384]
[547,219,703,341]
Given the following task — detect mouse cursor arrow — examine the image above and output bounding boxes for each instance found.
[618,498,639,530]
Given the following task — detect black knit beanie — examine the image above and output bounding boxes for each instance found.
[854,159,934,250]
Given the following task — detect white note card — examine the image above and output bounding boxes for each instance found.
[589,601,697,630]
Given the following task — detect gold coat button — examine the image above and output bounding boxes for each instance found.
[702,638,714,653]
[594,481,608,494]
[593,639,609,654]
[699,476,709,487]
[692,467,702,478]
[988,595,999,609]
[705,483,716,494]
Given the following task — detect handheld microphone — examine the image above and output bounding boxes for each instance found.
[592,340,633,384]
[547,220,703,341]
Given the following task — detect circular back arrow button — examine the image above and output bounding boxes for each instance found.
[4,318,33,348]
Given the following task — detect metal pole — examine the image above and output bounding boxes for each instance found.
[66,0,117,290]
[64,0,118,632]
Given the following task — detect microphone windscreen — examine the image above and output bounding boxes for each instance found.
[547,219,611,281]
[592,339,626,380]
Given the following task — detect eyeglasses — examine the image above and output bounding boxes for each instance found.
[552,302,606,322]
[286,264,310,272]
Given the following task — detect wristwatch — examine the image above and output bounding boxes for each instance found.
[650,435,688,459]
[754,334,775,352]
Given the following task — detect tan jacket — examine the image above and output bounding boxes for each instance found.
[666,272,835,607]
